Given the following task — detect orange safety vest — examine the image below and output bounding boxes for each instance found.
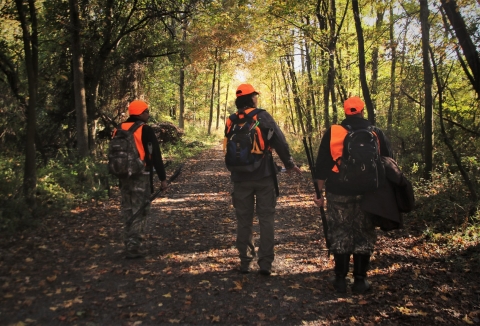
[223,108,266,154]
[330,125,380,173]
[113,122,146,161]
[330,125,348,173]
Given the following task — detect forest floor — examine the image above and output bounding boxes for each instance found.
[1,143,480,325]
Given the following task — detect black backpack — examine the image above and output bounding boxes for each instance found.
[224,108,267,172]
[108,121,145,178]
[335,125,385,194]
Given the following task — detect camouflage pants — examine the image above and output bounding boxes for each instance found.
[325,193,376,255]
[120,172,151,250]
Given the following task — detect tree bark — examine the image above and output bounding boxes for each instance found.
[69,0,89,157]
[387,4,396,137]
[15,0,38,209]
[280,58,296,134]
[303,32,315,134]
[179,15,188,129]
[215,56,221,130]
[352,0,375,124]
[431,49,478,202]
[370,8,385,114]
[440,0,480,97]
[420,0,433,180]
[207,49,217,135]
[286,54,306,136]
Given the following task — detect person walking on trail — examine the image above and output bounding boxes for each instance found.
[115,100,168,259]
[225,83,301,276]
[312,96,392,294]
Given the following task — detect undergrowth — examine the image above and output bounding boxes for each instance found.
[0,125,218,234]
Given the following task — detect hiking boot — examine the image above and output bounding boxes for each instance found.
[332,254,350,293]
[125,248,144,259]
[352,254,371,294]
[332,276,347,293]
[259,269,271,276]
[352,278,371,294]
[240,267,250,274]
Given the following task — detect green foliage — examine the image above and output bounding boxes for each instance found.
[0,154,111,233]
[412,164,480,251]
[0,156,34,233]
[162,124,220,162]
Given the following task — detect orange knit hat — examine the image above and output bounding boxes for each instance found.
[343,96,365,115]
[128,100,148,115]
[235,84,259,97]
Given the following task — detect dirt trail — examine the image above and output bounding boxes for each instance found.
[1,143,479,325]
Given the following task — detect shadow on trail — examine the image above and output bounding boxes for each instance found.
[1,144,479,325]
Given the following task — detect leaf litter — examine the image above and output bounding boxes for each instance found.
[0,144,479,325]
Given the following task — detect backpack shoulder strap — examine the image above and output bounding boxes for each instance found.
[245,108,264,118]
[127,121,144,133]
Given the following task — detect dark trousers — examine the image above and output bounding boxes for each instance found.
[233,176,276,270]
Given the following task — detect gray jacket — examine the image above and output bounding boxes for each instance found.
[230,109,295,183]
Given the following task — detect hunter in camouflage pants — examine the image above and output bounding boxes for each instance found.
[120,172,151,256]
[325,193,376,255]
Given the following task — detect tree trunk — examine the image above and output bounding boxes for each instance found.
[420,0,433,180]
[215,56,221,130]
[207,49,217,135]
[280,58,296,134]
[431,49,478,202]
[387,4,396,137]
[370,8,385,114]
[286,55,306,136]
[352,0,375,124]
[303,35,314,134]
[69,0,89,157]
[15,0,38,209]
[440,0,480,97]
[223,83,229,125]
[179,17,187,129]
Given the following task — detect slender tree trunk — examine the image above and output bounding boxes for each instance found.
[280,58,296,134]
[303,36,314,134]
[15,0,38,209]
[215,56,221,130]
[370,8,385,114]
[431,50,478,202]
[223,83,229,125]
[303,18,318,133]
[420,0,433,180]
[387,4,396,137]
[179,16,187,129]
[440,0,480,97]
[352,0,375,124]
[69,0,89,157]
[286,55,306,136]
[327,0,339,125]
[207,49,217,135]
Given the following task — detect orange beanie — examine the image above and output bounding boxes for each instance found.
[128,100,148,115]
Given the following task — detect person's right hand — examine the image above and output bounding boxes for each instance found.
[313,194,324,207]
[161,180,168,191]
